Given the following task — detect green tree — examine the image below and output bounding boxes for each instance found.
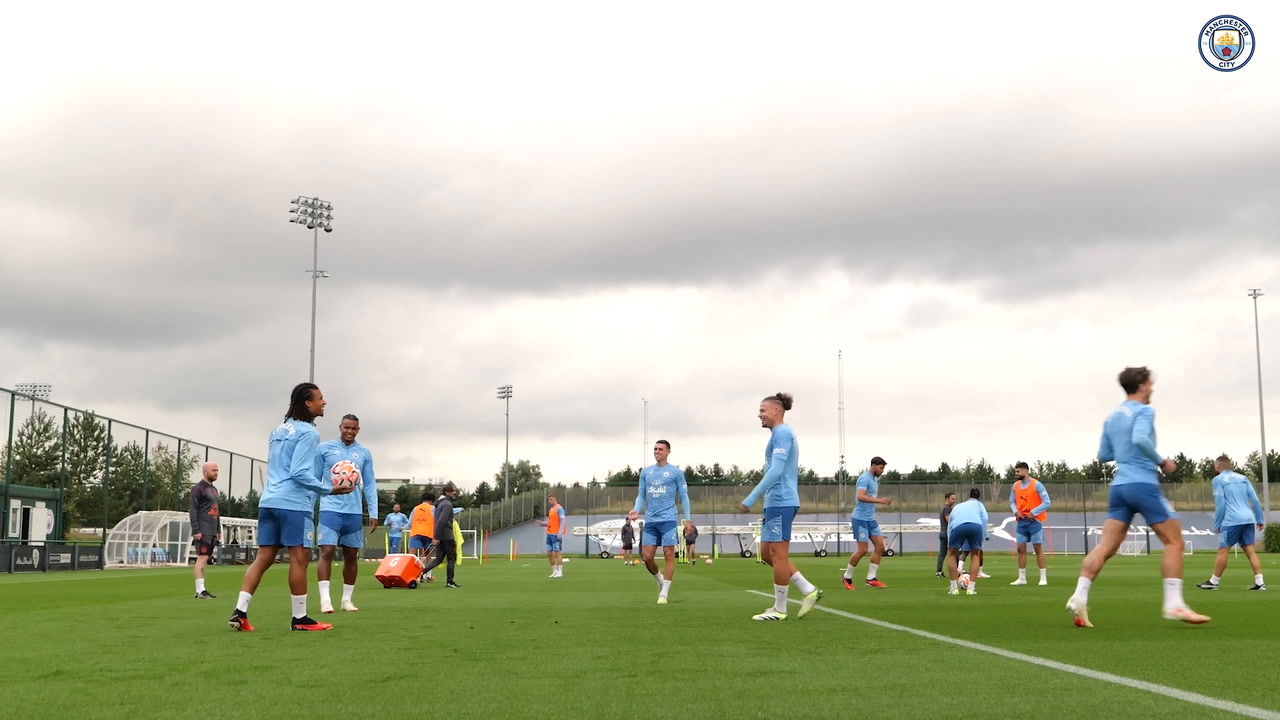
[798,466,819,484]
[587,477,601,489]
[604,466,638,486]
[1162,452,1195,484]
[64,412,109,528]
[1244,450,1280,486]
[494,459,545,494]
[905,466,933,483]
[105,441,147,525]
[1194,456,1218,482]
[832,467,853,484]
[393,483,422,509]
[1081,459,1115,483]
[148,442,203,512]
[6,411,61,488]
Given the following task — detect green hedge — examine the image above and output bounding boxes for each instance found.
[1265,524,1280,553]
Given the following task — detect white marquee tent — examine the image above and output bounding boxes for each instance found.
[105,511,258,567]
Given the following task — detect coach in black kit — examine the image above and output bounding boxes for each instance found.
[190,462,222,599]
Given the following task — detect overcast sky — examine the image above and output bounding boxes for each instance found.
[2,1,1277,493]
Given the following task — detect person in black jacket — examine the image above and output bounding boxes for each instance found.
[420,482,460,588]
[190,462,222,599]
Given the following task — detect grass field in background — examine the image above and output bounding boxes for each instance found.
[2,552,1278,720]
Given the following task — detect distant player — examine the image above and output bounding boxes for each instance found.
[538,494,567,577]
[228,382,354,632]
[628,441,691,603]
[1066,367,1210,627]
[935,492,956,577]
[843,456,891,589]
[419,482,461,588]
[739,393,822,621]
[316,414,379,614]
[946,488,989,595]
[1197,455,1266,591]
[620,517,636,566]
[1009,461,1051,586]
[190,462,221,599]
[408,491,436,582]
[384,503,409,555]
[683,520,699,565]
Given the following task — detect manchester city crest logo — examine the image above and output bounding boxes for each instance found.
[1200,15,1254,71]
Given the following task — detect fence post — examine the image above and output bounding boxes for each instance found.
[57,408,69,541]
[176,440,184,511]
[103,420,113,532]
[1082,484,1090,554]
[141,431,150,512]
[3,392,15,540]
[227,453,234,514]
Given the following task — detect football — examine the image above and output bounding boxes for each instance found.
[704,558,713,565]
[330,459,361,488]
[958,572,972,589]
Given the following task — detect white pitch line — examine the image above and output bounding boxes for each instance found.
[746,590,1280,720]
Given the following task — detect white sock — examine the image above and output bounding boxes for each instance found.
[342,584,355,603]
[318,580,331,601]
[1018,568,1026,581]
[660,579,671,598]
[950,579,958,591]
[843,563,855,580]
[236,591,252,613]
[1256,573,1265,586]
[291,594,308,619]
[1162,578,1184,609]
[1039,568,1047,582]
[653,572,662,586]
[1073,577,1092,601]
[1209,574,1221,585]
[196,578,206,593]
[790,571,816,595]
[773,584,789,613]
[867,563,879,581]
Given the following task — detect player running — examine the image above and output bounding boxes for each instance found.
[1197,455,1266,591]
[629,440,691,603]
[843,457,891,589]
[1066,367,1210,627]
[316,414,379,614]
[1009,461,1051,586]
[946,488,989,595]
[228,382,354,632]
[739,393,822,621]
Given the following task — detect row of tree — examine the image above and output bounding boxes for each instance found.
[2,410,212,529]
[7,405,1277,528]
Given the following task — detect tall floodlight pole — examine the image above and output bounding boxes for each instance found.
[642,398,648,472]
[1249,289,1269,523]
[289,196,335,382]
[14,383,52,411]
[837,350,846,476]
[497,385,513,499]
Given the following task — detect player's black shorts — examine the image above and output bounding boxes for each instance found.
[621,543,633,551]
[193,539,215,556]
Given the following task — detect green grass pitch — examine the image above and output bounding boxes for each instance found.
[1,552,1277,720]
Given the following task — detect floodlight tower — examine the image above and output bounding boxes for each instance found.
[497,385,513,499]
[289,196,334,383]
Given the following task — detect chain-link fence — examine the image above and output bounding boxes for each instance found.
[1,387,266,541]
